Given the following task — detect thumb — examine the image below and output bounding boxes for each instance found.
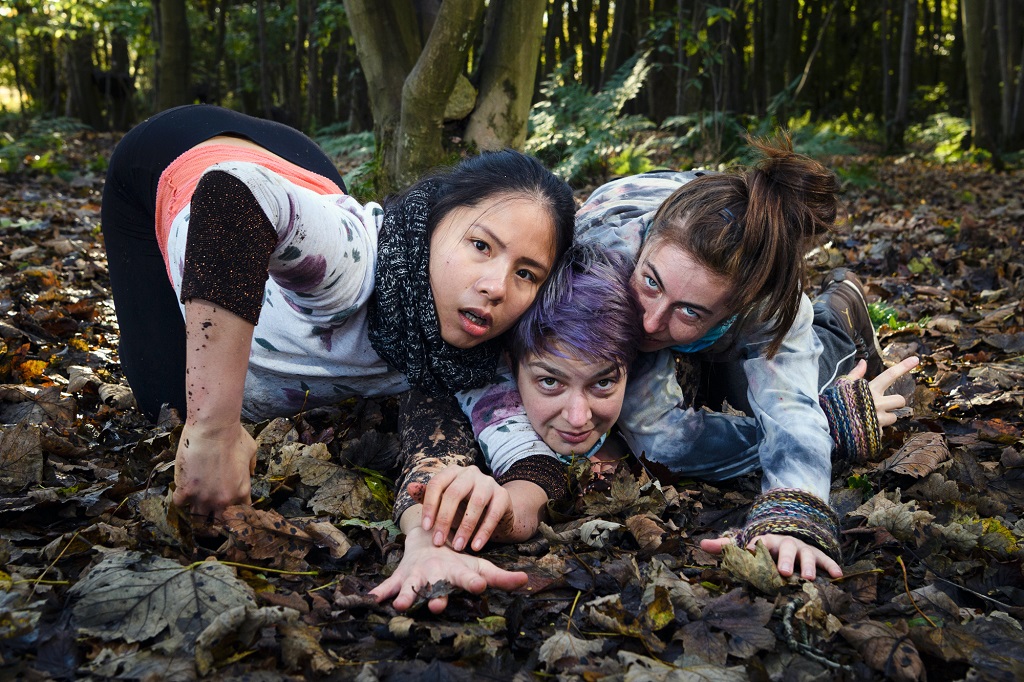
[478,563,529,591]
[846,359,867,381]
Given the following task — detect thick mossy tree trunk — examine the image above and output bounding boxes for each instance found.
[465,0,547,151]
[345,0,547,188]
[344,0,482,190]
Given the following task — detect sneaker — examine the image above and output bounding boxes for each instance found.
[817,268,885,379]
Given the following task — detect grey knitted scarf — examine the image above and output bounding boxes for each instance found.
[367,181,500,397]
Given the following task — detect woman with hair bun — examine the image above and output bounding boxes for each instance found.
[426,133,918,582]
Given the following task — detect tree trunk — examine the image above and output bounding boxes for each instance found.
[540,0,565,102]
[397,0,485,184]
[763,0,792,100]
[645,0,676,122]
[63,33,104,128]
[212,0,227,104]
[751,0,765,114]
[962,0,997,152]
[601,0,637,87]
[255,0,273,118]
[343,0,422,188]
[465,0,547,150]
[291,0,307,128]
[993,0,1022,147]
[889,0,917,150]
[1012,17,1024,148]
[592,0,610,89]
[107,30,136,130]
[881,0,892,142]
[157,0,190,111]
[306,0,319,129]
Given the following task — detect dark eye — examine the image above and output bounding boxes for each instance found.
[595,378,615,390]
[472,239,489,253]
[516,268,538,283]
[539,377,559,389]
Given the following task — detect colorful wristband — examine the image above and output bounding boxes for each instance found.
[820,376,881,466]
[737,488,842,562]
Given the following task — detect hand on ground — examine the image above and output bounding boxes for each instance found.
[370,526,527,613]
[173,420,256,519]
[701,533,843,581]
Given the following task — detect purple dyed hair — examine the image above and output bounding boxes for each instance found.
[508,243,643,373]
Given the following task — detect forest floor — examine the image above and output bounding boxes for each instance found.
[0,131,1023,681]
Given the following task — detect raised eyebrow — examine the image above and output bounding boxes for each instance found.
[589,365,621,383]
[528,360,619,383]
[527,360,570,380]
[647,262,714,316]
[476,225,549,276]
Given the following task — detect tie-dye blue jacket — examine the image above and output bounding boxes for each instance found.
[457,171,834,501]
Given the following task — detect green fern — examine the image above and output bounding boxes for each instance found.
[526,54,655,183]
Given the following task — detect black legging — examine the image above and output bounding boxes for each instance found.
[100,105,346,420]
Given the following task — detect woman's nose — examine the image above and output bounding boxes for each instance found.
[478,273,507,302]
[643,302,669,334]
[564,392,592,427]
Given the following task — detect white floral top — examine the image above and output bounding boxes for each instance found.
[164,161,409,419]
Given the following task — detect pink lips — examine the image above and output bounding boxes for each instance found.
[459,309,491,337]
[557,430,592,445]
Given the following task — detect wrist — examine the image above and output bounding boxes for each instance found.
[184,415,243,437]
[739,489,842,562]
[399,504,424,535]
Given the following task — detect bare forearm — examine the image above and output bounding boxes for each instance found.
[184,299,253,428]
[495,480,547,542]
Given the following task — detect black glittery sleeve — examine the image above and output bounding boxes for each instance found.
[393,389,480,522]
[497,455,569,503]
[180,170,279,325]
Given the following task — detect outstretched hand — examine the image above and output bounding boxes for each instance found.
[848,356,919,427]
[370,507,528,613]
[701,533,843,581]
[173,420,256,519]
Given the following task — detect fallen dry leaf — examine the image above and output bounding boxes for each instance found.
[538,630,603,671]
[840,619,926,682]
[0,421,43,493]
[70,551,257,653]
[878,431,950,477]
[720,540,787,595]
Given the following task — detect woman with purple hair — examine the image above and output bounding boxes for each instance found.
[406,134,918,593]
[371,243,644,612]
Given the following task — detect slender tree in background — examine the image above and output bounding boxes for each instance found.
[64,30,103,127]
[994,0,1024,149]
[961,0,998,155]
[155,0,190,111]
[889,0,917,150]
